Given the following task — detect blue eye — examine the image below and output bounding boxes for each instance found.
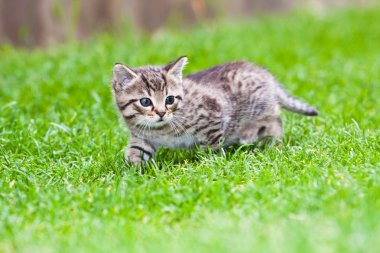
[165,96,175,105]
[140,97,152,107]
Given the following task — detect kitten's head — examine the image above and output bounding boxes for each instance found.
[112,56,187,129]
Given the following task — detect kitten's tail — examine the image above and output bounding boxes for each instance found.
[276,87,318,116]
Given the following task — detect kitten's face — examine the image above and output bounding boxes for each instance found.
[121,72,183,128]
[112,56,187,129]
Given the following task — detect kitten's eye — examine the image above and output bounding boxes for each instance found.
[165,95,175,105]
[140,97,152,107]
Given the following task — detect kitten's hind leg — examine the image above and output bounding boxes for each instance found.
[239,116,283,146]
[257,117,284,146]
[257,116,283,144]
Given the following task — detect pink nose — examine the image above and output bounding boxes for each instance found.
[156,111,166,118]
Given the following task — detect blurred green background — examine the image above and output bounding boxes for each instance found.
[0,0,377,48]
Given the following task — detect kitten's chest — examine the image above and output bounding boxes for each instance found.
[150,133,196,149]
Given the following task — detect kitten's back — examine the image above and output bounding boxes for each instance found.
[186,61,318,116]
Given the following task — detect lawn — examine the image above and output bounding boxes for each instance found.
[1,6,380,253]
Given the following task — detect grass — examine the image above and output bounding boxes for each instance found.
[1,6,380,253]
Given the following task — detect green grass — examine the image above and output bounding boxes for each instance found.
[1,6,380,253]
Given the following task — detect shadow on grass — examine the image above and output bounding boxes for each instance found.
[101,135,294,175]
[141,143,270,172]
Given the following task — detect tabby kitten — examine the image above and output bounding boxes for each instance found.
[112,56,317,164]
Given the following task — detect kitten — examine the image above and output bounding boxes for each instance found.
[112,56,317,164]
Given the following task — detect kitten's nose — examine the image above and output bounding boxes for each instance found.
[156,111,166,118]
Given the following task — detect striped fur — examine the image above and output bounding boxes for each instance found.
[111,57,318,164]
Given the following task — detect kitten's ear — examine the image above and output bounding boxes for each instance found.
[164,56,188,82]
[113,63,138,88]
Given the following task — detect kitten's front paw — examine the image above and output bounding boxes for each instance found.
[124,138,155,166]
[124,148,145,165]
[125,155,143,165]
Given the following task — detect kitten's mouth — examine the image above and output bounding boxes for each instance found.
[150,121,169,128]
[137,116,172,129]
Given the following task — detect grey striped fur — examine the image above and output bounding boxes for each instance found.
[112,57,318,164]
